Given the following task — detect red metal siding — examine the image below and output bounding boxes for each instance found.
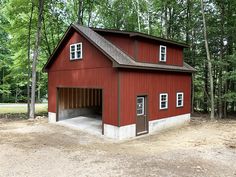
[50,32,112,71]
[166,46,183,66]
[137,38,183,66]
[119,70,191,126]
[48,32,119,126]
[137,39,158,63]
[102,33,135,58]
[101,33,183,66]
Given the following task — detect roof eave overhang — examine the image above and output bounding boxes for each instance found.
[93,28,189,48]
[113,63,195,73]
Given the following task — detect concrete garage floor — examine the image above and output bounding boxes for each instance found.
[57,115,102,136]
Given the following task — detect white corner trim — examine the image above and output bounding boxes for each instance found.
[48,112,56,123]
[149,113,190,133]
[104,124,136,140]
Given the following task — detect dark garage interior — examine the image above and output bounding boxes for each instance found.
[57,88,102,121]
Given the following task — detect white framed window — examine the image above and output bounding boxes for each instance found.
[160,93,168,109]
[70,43,82,60]
[159,45,167,62]
[176,92,184,107]
[137,97,145,115]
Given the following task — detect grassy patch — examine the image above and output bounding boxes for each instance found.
[0,103,48,114]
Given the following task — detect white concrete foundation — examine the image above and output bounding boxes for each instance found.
[104,113,190,140]
[104,124,136,140]
[48,112,56,123]
[48,112,190,140]
[149,113,191,133]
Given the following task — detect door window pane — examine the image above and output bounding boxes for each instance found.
[137,97,144,115]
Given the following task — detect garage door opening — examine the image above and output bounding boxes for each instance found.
[57,88,103,135]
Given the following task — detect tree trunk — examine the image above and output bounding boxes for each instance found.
[191,28,196,113]
[160,8,163,37]
[223,1,233,118]
[201,0,215,120]
[168,7,172,38]
[146,0,151,35]
[218,1,225,119]
[164,4,168,38]
[87,0,93,27]
[37,71,41,102]
[42,17,52,57]
[185,0,190,44]
[132,0,141,32]
[77,0,83,25]
[191,74,195,113]
[27,1,34,118]
[1,67,4,102]
[203,62,208,112]
[30,0,44,119]
[136,0,141,32]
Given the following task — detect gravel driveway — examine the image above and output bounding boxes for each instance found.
[0,117,236,177]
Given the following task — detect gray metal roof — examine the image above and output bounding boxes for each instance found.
[115,62,195,72]
[92,28,189,48]
[73,24,135,66]
[44,24,195,73]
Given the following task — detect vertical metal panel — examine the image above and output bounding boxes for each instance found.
[102,34,184,66]
[137,39,183,66]
[166,46,183,66]
[119,70,192,126]
[137,39,158,63]
[102,33,135,58]
[48,32,119,126]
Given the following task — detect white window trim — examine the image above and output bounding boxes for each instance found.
[70,43,83,60]
[137,97,145,116]
[176,92,184,107]
[159,45,167,62]
[159,93,168,110]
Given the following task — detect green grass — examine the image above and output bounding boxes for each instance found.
[0,103,48,114]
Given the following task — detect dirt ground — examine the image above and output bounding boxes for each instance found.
[0,117,236,177]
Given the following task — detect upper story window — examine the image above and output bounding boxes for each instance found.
[70,43,82,60]
[160,93,168,109]
[176,92,184,107]
[159,45,167,62]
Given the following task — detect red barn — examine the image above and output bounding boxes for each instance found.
[43,24,195,140]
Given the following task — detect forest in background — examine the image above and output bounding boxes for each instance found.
[0,0,235,118]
